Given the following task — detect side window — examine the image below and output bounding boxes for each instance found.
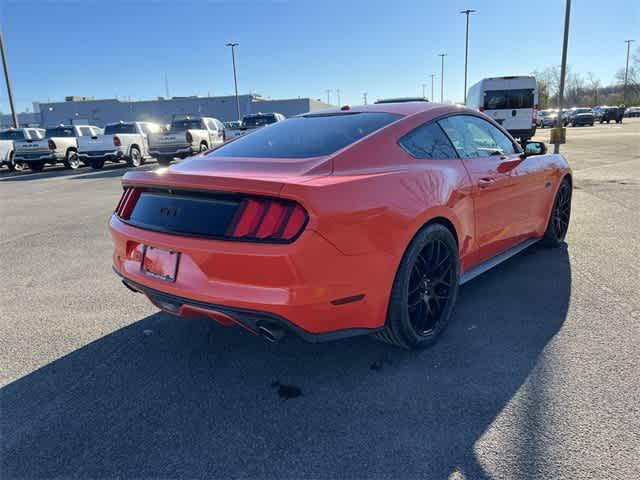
[79,127,92,136]
[205,119,217,131]
[215,119,225,131]
[439,115,516,158]
[398,122,458,159]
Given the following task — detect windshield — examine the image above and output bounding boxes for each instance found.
[170,119,202,131]
[105,124,138,135]
[210,112,401,159]
[0,130,26,140]
[575,108,593,114]
[45,127,75,137]
[242,114,278,128]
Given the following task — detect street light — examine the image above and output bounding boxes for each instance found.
[438,53,447,103]
[553,0,571,154]
[0,28,18,128]
[460,9,477,104]
[623,39,635,106]
[421,83,427,98]
[430,73,436,102]
[225,42,241,122]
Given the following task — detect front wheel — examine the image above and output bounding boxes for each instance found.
[64,151,82,169]
[541,178,571,247]
[88,158,105,170]
[375,224,459,349]
[29,161,45,172]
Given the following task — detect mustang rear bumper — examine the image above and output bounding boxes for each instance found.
[110,215,391,340]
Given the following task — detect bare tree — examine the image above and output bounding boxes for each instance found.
[587,72,602,105]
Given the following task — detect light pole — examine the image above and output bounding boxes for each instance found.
[336,88,341,106]
[460,9,477,104]
[430,73,435,101]
[421,83,427,98]
[363,92,368,104]
[325,89,331,104]
[623,39,635,106]
[225,42,241,122]
[554,0,571,154]
[438,53,447,103]
[0,28,19,128]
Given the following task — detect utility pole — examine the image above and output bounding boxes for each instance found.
[336,88,341,106]
[430,73,435,101]
[554,0,571,154]
[362,92,368,104]
[325,89,331,104]
[460,9,477,104]
[421,83,427,98]
[225,42,241,121]
[0,28,19,128]
[623,39,635,106]
[164,72,170,98]
[438,54,447,103]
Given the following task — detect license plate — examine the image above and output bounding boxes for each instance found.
[141,246,180,282]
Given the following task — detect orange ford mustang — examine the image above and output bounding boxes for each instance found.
[110,102,571,349]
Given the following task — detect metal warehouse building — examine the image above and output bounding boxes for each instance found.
[31,94,332,127]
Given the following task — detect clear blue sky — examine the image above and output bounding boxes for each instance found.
[1,0,638,112]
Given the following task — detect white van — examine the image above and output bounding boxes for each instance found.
[466,76,538,142]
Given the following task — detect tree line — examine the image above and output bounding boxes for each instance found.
[533,47,640,108]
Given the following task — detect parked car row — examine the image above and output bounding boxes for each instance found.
[1,111,284,172]
[536,104,633,128]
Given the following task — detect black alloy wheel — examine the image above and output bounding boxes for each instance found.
[542,178,571,247]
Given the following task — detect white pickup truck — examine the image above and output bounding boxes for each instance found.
[14,124,101,171]
[223,112,285,141]
[148,116,225,166]
[78,121,161,169]
[0,127,45,171]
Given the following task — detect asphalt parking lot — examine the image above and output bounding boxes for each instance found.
[1,119,639,479]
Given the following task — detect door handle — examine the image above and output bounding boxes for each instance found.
[478,177,496,188]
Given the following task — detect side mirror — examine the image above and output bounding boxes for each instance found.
[523,141,547,156]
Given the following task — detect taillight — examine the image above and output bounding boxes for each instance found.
[226,198,307,242]
[114,187,141,220]
[48,139,56,150]
[186,131,193,143]
[113,136,121,147]
[479,106,484,112]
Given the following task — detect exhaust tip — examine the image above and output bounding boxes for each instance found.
[257,324,285,343]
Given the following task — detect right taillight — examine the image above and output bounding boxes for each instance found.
[114,187,141,220]
[227,197,307,242]
[186,131,193,144]
[48,139,56,150]
[113,136,121,147]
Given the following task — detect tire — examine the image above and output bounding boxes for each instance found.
[374,223,460,349]
[6,152,26,172]
[126,147,142,167]
[541,178,571,248]
[29,161,45,172]
[157,156,172,166]
[63,150,82,169]
[199,142,208,153]
[88,158,105,170]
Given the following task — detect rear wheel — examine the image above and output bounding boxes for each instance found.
[64,150,82,169]
[157,156,172,166]
[542,178,571,247]
[7,152,26,172]
[126,147,142,167]
[375,224,459,349]
[29,161,45,172]
[199,142,208,153]
[88,158,105,170]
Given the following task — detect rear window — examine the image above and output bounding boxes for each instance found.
[170,120,203,131]
[45,127,75,137]
[210,112,401,158]
[484,89,534,110]
[105,123,138,134]
[242,114,278,128]
[0,130,25,140]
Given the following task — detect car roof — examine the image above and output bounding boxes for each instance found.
[302,101,458,117]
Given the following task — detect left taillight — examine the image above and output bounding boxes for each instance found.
[48,139,56,150]
[186,131,193,144]
[114,187,142,220]
[226,197,308,242]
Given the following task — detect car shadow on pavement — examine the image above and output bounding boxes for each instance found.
[0,244,571,479]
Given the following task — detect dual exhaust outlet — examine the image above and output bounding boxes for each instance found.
[256,323,286,343]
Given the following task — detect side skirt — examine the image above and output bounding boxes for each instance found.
[459,238,540,285]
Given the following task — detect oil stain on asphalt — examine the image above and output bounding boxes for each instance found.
[271,381,303,399]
